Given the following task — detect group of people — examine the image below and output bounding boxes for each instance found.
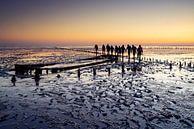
[94,44,143,61]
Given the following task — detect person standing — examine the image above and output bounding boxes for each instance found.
[115,45,118,56]
[102,44,105,55]
[137,45,143,62]
[94,44,98,57]
[114,45,118,61]
[127,45,131,60]
[106,44,110,55]
[121,45,125,62]
[132,45,137,60]
[121,45,125,57]
[110,45,114,55]
[118,46,121,57]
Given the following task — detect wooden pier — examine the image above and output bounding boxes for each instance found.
[15,63,57,75]
[41,59,112,74]
[14,55,116,76]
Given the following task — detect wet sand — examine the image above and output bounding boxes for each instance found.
[0,60,193,129]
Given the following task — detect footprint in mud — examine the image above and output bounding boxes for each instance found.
[0,113,9,122]
[176,86,183,89]
[179,119,193,128]
[150,94,160,102]
[102,112,107,117]
[168,90,175,94]
[49,99,53,105]
[18,93,28,97]
[129,119,140,129]
[173,114,181,119]
[133,92,143,98]
[144,89,152,93]
[19,103,29,108]
[162,111,175,119]
[171,100,177,104]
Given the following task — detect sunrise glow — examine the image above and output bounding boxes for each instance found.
[0,0,194,46]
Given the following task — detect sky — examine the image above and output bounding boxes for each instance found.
[0,0,194,47]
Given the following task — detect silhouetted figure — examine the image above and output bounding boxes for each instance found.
[11,75,16,86]
[121,45,125,59]
[34,73,40,86]
[114,46,118,62]
[102,44,105,55]
[94,44,98,57]
[137,45,143,62]
[77,68,81,80]
[106,44,110,55]
[115,45,118,56]
[127,45,131,60]
[132,45,137,60]
[110,45,114,55]
[118,46,121,57]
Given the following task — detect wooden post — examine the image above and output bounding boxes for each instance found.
[29,70,32,75]
[122,64,125,74]
[107,67,110,76]
[179,62,182,69]
[77,68,81,80]
[93,67,96,79]
[188,62,192,68]
[169,63,172,70]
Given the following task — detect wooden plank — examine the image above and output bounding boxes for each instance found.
[41,59,112,72]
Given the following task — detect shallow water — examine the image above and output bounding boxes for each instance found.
[0,46,194,70]
[0,46,193,129]
[0,48,94,70]
[143,46,194,63]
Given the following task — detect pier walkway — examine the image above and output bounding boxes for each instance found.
[14,55,116,76]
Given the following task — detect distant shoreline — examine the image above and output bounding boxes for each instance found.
[1,45,194,50]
